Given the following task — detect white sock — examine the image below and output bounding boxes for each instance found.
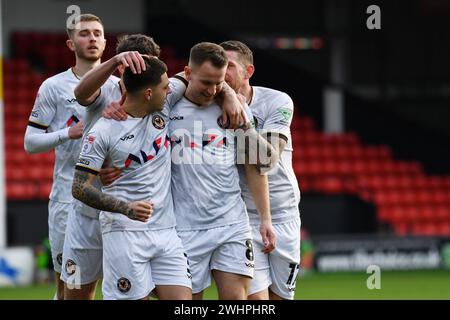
[53,292,58,300]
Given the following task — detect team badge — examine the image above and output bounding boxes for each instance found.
[152,115,166,129]
[65,259,77,275]
[117,277,131,293]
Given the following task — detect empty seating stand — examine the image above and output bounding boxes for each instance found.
[291,113,450,237]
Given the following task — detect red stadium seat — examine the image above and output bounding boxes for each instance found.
[438,222,450,236]
[393,222,408,236]
[6,182,37,200]
[39,181,53,199]
[318,176,345,194]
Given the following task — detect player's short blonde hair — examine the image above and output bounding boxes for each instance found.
[189,42,228,69]
[66,13,104,38]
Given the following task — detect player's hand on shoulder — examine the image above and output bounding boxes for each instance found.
[115,51,147,74]
[68,120,84,139]
[102,93,127,121]
[220,94,247,129]
[126,200,154,222]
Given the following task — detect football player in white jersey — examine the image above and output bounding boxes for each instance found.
[72,57,192,300]
[61,34,183,300]
[23,14,108,300]
[220,40,301,300]
[169,42,277,300]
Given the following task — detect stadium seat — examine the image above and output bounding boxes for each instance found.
[318,176,345,194]
[6,182,37,200]
[39,181,53,199]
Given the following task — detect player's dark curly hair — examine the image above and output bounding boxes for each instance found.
[116,34,161,57]
[123,56,167,93]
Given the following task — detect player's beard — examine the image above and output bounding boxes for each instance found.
[74,46,104,62]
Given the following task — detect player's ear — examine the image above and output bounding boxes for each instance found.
[245,64,255,80]
[145,88,153,101]
[66,39,75,52]
[184,66,192,81]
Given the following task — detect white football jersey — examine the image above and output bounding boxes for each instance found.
[239,86,301,224]
[73,77,186,219]
[27,68,118,203]
[75,108,175,232]
[169,97,252,231]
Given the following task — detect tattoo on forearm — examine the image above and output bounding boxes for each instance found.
[72,170,133,217]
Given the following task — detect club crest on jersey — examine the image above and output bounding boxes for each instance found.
[217,116,230,129]
[81,135,96,155]
[152,115,166,130]
[117,277,131,293]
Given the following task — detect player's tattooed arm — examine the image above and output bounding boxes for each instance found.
[72,170,152,222]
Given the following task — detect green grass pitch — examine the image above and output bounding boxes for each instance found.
[1,270,449,300]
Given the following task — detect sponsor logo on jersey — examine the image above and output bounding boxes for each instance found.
[66,98,77,104]
[152,115,166,129]
[120,134,135,141]
[245,262,255,268]
[124,135,170,168]
[171,134,227,150]
[78,159,90,166]
[117,277,131,293]
[169,115,184,121]
[31,110,40,118]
